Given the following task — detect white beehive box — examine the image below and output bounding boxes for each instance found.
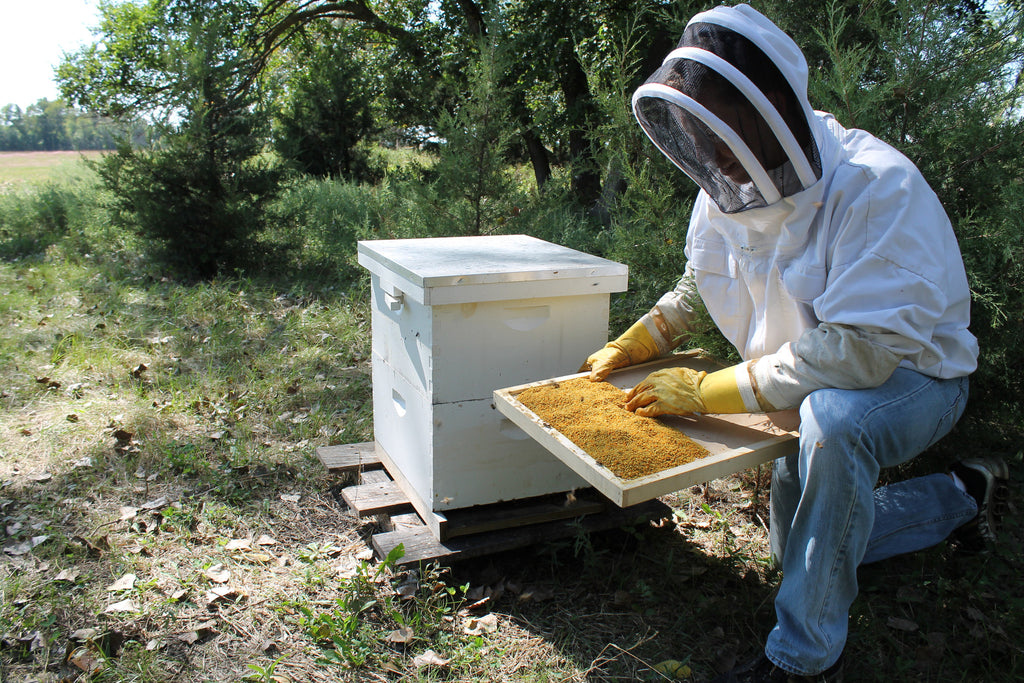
[357,235,628,526]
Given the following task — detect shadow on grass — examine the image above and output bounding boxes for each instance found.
[441,464,1023,683]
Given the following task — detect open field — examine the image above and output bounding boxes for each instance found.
[0,150,106,188]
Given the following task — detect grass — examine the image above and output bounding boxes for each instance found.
[0,151,105,189]
[1,173,1022,682]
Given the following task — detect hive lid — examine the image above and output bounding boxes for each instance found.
[357,235,628,304]
[493,353,800,507]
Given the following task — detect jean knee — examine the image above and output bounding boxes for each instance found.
[798,388,863,447]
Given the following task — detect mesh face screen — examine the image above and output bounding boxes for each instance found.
[634,22,822,213]
[635,94,767,213]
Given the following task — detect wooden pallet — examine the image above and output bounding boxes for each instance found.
[317,442,672,566]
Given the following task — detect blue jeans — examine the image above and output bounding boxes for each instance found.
[765,368,976,676]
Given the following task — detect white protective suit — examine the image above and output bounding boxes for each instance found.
[631,4,978,412]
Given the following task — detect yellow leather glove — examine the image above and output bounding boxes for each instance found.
[581,320,660,381]
[624,365,749,417]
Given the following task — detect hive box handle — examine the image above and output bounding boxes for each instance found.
[384,289,405,312]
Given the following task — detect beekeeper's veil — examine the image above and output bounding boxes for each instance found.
[633,4,822,213]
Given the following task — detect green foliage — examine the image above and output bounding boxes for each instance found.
[298,545,471,671]
[273,24,376,181]
[0,99,147,152]
[87,6,282,280]
[426,40,517,236]
[802,0,1024,443]
[0,174,106,260]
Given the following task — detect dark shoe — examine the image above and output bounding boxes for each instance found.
[709,652,843,683]
[950,456,1010,552]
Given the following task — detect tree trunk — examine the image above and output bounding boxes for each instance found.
[558,52,601,205]
[522,128,551,190]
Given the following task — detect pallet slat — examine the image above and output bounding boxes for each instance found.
[316,442,382,474]
[442,491,605,539]
[341,480,412,517]
[373,498,672,565]
[359,468,392,486]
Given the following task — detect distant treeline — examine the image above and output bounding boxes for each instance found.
[1,99,151,151]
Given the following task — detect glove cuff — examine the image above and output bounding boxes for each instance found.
[608,320,659,365]
[700,365,754,414]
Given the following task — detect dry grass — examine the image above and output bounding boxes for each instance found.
[0,151,104,189]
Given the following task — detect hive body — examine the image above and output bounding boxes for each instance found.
[358,235,628,511]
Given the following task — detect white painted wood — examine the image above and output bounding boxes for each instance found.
[368,272,613,403]
[357,235,628,305]
[359,236,626,517]
[493,354,800,507]
[372,354,588,511]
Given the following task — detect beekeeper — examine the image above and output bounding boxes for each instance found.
[582,4,1006,682]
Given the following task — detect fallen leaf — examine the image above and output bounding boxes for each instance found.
[463,613,499,636]
[225,539,251,551]
[280,494,301,503]
[146,638,164,651]
[15,631,45,651]
[382,659,404,675]
[106,573,137,592]
[140,497,168,511]
[653,659,692,680]
[104,599,137,613]
[112,429,133,443]
[247,552,274,563]
[256,534,277,546]
[55,568,81,583]
[177,623,217,645]
[74,535,110,557]
[170,589,188,601]
[412,649,450,667]
[69,646,102,673]
[70,628,100,641]
[887,617,919,632]
[517,586,555,603]
[205,586,240,605]
[204,564,231,584]
[72,456,93,469]
[3,535,48,556]
[119,506,139,521]
[28,472,52,483]
[386,626,415,644]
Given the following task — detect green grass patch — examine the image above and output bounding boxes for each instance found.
[0,151,104,188]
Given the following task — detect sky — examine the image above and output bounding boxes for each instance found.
[0,0,101,110]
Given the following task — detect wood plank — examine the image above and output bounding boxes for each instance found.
[372,498,672,566]
[316,442,382,474]
[360,468,392,485]
[443,490,606,539]
[389,513,425,532]
[341,480,412,517]
[374,441,449,539]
